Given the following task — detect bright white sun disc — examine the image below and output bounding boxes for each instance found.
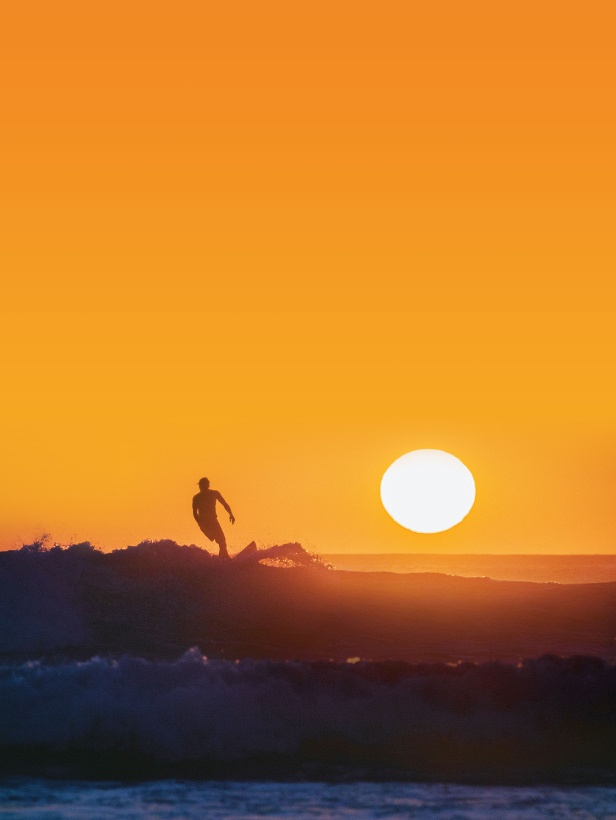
[380,450,475,533]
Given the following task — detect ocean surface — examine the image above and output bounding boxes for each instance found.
[2,650,615,783]
[3,779,616,819]
[7,542,616,663]
[323,554,616,584]
[3,545,616,817]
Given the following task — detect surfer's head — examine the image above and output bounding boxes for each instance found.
[198,477,210,490]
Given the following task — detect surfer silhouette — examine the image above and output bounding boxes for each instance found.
[192,477,235,559]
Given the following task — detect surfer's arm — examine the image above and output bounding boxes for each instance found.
[216,492,235,524]
[192,495,200,523]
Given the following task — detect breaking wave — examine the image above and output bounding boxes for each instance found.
[2,539,616,663]
[1,650,616,782]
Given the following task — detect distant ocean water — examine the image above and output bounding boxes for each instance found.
[2,779,616,819]
[322,554,616,584]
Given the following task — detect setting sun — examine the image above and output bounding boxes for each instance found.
[380,450,476,534]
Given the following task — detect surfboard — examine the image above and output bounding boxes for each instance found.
[233,541,258,562]
[229,541,316,567]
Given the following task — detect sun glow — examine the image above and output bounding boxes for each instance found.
[380,450,476,534]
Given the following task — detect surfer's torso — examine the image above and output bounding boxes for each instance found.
[193,489,221,522]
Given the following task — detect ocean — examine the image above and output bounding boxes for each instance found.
[0,779,616,820]
[323,553,616,584]
[2,650,615,783]
[2,779,616,819]
[2,545,616,817]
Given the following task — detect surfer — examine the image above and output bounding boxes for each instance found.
[192,477,235,559]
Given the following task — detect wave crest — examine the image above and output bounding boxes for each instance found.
[2,651,616,780]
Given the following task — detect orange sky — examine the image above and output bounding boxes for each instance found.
[1,2,615,554]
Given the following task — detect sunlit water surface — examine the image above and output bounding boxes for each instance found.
[2,780,616,819]
[322,554,616,584]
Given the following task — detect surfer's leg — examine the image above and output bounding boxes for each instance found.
[198,522,214,542]
[212,520,230,559]
[198,518,229,558]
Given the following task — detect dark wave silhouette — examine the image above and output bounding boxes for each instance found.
[1,649,616,783]
[1,539,616,662]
